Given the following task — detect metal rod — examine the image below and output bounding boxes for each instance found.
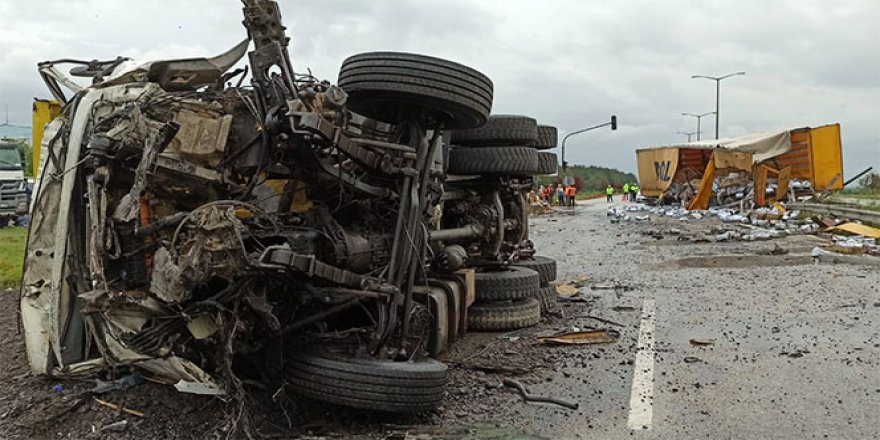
[843,166,873,188]
[429,224,485,242]
[281,298,361,335]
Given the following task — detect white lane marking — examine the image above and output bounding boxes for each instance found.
[627,299,656,430]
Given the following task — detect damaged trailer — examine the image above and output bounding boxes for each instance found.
[636,124,843,209]
[19,0,560,417]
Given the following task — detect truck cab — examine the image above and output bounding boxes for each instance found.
[0,142,28,225]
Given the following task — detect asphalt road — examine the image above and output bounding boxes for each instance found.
[520,197,880,440]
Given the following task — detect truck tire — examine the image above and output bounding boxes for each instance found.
[286,352,448,412]
[468,298,541,331]
[338,52,493,129]
[474,266,540,301]
[446,146,539,176]
[535,152,558,175]
[512,256,557,284]
[535,285,558,314]
[450,115,538,146]
[531,125,558,150]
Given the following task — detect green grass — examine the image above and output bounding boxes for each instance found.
[0,227,27,288]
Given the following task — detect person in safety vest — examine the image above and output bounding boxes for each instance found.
[606,185,614,203]
[630,182,639,201]
[564,185,575,207]
[622,182,630,202]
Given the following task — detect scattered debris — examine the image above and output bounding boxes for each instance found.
[91,372,145,394]
[384,423,548,440]
[93,398,145,418]
[579,315,625,328]
[537,329,620,345]
[100,420,129,432]
[462,364,532,376]
[689,339,715,347]
[554,284,580,297]
[780,348,810,359]
[683,356,703,364]
[758,244,789,256]
[812,247,880,266]
[502,378,579,410]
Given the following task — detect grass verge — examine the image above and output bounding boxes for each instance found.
[0,227,27,288]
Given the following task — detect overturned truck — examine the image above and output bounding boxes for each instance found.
[20,0,560,413]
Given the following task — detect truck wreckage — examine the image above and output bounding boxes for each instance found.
[20,0,561,417]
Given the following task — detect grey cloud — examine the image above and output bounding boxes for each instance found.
[0,0,876,178]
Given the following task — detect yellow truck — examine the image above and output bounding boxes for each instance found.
[635,123,843,208]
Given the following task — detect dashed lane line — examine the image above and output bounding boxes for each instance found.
[627,298,656,431]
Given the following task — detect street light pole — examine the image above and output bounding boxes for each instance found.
[560,115,617,183]
[676,131,699,142]
[691,72,745,139]
[681,111,715,141]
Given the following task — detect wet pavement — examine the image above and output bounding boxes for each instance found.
[510,197,880,439]
[1,197,877,440]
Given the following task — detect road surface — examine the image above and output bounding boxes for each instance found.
[474,197,880,439]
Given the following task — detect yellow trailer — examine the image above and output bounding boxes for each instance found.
[635,123,843,207]
[32,99,63,177]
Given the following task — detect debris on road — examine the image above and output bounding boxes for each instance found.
[828,222,880,239]
[502,378,579,410]
[537,329,620,345]
[93,398,145,418]
[554,284,580,297]
[91,372,145,394]
[384,423,548,440]
[689,338,715,347]
[811,247,880,266]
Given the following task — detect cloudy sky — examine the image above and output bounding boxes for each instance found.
[0,0,877,178]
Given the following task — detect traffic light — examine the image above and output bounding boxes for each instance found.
[611,115,617,130]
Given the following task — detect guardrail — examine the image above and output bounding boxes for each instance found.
[788,202,880,227]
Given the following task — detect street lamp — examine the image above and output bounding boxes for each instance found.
[681,111,715,141]
[560,115,617,184]
[676,131,700,142]
[691,72,745,139]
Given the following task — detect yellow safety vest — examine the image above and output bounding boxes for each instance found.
[606,187,614,195]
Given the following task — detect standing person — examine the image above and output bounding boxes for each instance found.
[568,185,578,207]
[630,182,639,201]
[557,185,565,206]
[622,182,630,202]
[606,185,614,203]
